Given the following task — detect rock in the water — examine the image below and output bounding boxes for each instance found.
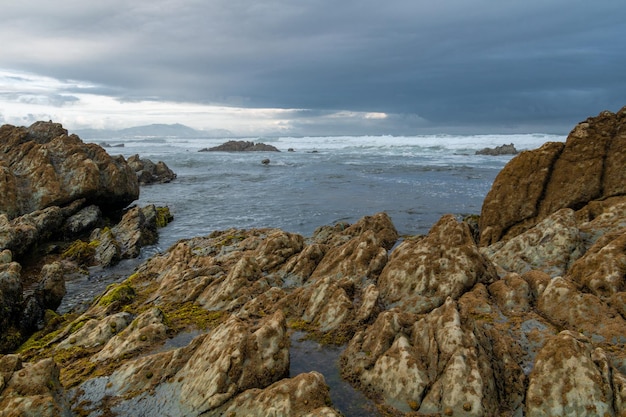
[198,140,280,152]
[127,154,177,185]
[475,143,518,155]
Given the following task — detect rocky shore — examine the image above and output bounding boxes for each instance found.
[1,107,626,416]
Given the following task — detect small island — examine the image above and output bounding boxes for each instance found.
[198,140,280,152]
[475,143,518,155]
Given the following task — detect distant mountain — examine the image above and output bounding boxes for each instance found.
[73,123,234,139]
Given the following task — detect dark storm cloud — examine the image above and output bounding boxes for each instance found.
[2,0,625,133]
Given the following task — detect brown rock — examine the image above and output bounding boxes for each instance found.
[214,372,338,417]
[127,154,177,185]
[480,106,626,246]
[0,357,71,416]
[537,276,626,343]
[568,228,626,298]
[378,214,497,313]
[479,141,564,246]
[341,298,501,415]
[0,122,139,219]
[481,208,584,277]
[526,331,624,416]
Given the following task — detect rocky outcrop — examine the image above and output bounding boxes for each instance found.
[479,107,626,246]
[127,154,177,185]
[475,143,518,155]
[0,121,139,219]
[199,140,280,152]
[0,122,175,353]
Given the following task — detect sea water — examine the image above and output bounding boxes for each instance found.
[93,133,564,250]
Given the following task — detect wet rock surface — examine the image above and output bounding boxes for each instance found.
[1,110,626,416]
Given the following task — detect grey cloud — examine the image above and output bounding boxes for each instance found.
[2,0,625,133]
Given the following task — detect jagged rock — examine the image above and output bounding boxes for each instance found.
[0,356,71,416]
[488,272,531,314]
[63,205,102,237]
[567,228,626,298]
[93,308,168,362]
[378,214,497,313]
[127,154,177,185]
[481,208,585,277]
[475,143,518,155]
[0,122,139,219]
[56,312,133,350]
[35,262,67,311]
[341,298,501,415]
[480,106,626,246]
[526,330,626,416]
[213,372,337,417]
[199,140,280,152]
[0,206,65,257]
[577,196,626,247]
[90,204,170,266]
[0,256,22,348]
[537,276,626,343]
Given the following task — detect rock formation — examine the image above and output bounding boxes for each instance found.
[1,109,626,416]
[199,140,280,152]
[479,107,626,246]
[475,143,518,155]
[0,122,173,353]
[127,154,177,185]
[0,121,139,219]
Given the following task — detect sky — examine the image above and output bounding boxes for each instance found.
[1,0,624,137]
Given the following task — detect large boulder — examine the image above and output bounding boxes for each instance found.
[0,121,139,219]
[479,107,626,246]
[127,154,177,185]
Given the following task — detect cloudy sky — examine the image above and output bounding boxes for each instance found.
[1,0,624,136]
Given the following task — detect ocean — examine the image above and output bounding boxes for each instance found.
[93,133,565,251]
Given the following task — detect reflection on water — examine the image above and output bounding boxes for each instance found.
[289,332,381,417]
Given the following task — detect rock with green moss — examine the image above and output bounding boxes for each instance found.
[0,356,72,416]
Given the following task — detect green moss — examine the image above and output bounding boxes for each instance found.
[0,328,23,352]
[164,302,225,332]
[156,206,173,228]
[62,240,96,264]
[99,282,136,307]
[17,327,65,354]
[288,319,352,346]
[288,319,314,332]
